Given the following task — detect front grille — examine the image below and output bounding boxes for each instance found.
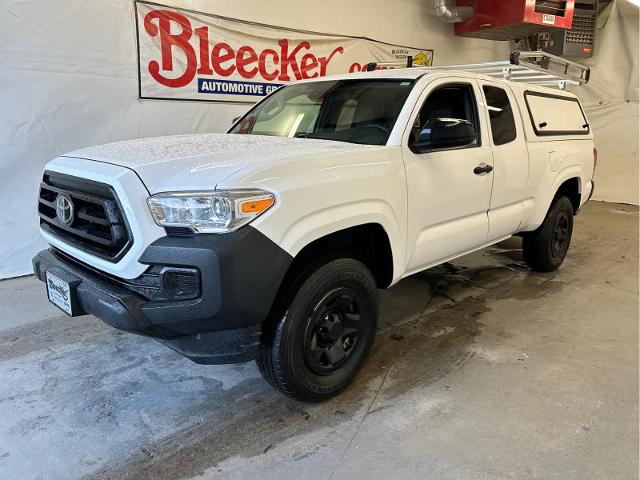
[38,172,132,261]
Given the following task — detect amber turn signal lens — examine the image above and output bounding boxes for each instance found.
[240,197,275,214]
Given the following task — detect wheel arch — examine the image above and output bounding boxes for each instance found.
[523,170,584,232]
[260,222,395,342]
[555,177,582,213]
[255,199,405,284]
[290,222,395,288]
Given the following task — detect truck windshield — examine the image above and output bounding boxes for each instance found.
[229,79,415,146]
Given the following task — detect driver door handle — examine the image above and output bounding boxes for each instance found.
[474,163,494,175]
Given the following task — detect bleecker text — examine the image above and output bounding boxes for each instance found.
[143,10,345,88]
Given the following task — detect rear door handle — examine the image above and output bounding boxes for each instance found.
[474,163,494,175]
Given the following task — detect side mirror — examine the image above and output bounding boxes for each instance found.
[231,116,241,125]
[411,118,477,153]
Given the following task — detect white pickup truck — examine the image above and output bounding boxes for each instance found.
[33,54,596,401]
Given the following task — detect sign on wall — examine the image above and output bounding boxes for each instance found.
[135,1,434,103]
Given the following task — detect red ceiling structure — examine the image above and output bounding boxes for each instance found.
[454,0,576,40]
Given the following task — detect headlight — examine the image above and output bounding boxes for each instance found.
[147,190,275,233]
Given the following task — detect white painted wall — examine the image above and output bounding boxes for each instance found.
[0,0,509,279]
[572,0,639,205]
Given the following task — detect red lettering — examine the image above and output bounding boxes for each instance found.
[259,49,279,81]
[236,46,258,79]
[349,62,363,73]
[144,12,348,88]
[144,10,196,88]
[300,54,319,79]
[195,26,213,75]
[278,40,311,81]
[318,47,344,76]
[211,42,236,77]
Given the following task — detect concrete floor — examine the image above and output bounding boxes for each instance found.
[0,201,637,480]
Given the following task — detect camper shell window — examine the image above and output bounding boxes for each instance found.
[524,91,590,136]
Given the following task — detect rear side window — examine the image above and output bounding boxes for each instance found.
[483,86,517,145]
[524,91,590,136]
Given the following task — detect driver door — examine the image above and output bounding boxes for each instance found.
[403,78,494,274]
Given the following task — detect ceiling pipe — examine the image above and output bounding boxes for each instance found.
[434,0,474,23]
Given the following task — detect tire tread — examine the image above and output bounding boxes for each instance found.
[522,196,574,272]
[257,257,377,401]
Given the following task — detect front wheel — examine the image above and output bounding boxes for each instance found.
[257,258,378,402]
[522,196,574,272]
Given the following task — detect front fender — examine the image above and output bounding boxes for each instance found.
[265,200,404,282]
[218,147,408,284]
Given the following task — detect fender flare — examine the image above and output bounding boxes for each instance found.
[260,199,404,284]
[525,167,583,231]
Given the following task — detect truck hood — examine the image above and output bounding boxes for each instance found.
[62,133,376,193]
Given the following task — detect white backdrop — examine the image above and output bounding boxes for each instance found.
[571,0,639,205]
[0,0,635,279]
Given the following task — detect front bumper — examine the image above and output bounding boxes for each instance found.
[33,227,292,364]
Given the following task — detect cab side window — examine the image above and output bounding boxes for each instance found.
[483,86,517,145]
[410,84,481,153]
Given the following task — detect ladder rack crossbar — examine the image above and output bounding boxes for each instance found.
[365,51,590,90]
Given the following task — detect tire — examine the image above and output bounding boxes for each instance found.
[257,258,378,402]
[522,196,574,272]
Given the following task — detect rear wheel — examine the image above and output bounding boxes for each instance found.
[257,258,378,402]
[522,196,574,272]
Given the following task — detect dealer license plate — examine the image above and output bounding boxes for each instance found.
[46,271,74,315]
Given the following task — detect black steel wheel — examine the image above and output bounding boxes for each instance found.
[551,211,571,260]
[523,196,575,272]
[257,258,378,402]
[303,288,368,376]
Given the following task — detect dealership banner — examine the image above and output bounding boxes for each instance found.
[135,1,434,103]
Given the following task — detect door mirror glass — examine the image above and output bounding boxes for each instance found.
[411,118,477,153]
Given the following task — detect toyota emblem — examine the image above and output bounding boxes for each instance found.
[56,194,75,226]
